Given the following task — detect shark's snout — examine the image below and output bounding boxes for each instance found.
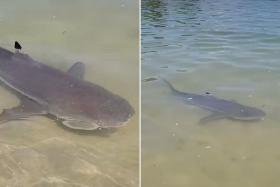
[95,96,134,128]
[113,99,135,123]
[233,107,266,121]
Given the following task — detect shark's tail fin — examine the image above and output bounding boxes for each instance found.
[161,77,177,93]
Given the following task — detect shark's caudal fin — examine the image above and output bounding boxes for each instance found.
[67,62,85,80]
[161,78,177,93]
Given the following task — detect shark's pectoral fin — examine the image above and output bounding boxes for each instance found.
[67,62,85,79]
[199,113,226,124]
[62,120,99,130]
[0,97,46,123]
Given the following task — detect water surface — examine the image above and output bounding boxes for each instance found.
[0,0,138,186]
[142,0,280,186]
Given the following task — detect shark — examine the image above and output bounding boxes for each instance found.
[0,44,134,130]
[162,79,265,123]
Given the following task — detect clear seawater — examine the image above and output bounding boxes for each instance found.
[0,0,138,186]
[142,0,280,186]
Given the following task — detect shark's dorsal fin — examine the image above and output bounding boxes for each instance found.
[14,41,22,50]
[67,62,85,80]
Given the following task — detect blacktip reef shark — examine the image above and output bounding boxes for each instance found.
[162,79,265,123]
[0,42,134,130]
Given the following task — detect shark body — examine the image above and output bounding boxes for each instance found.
[163,79,265,123]
[0,46,134,130]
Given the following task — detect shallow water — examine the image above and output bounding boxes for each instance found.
[0,0,138,186]
[142,0,280,186]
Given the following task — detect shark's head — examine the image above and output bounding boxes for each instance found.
[231,106,266,121]
[58,82,136,130]
[59,93,134,131]
[96,96,135,128]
